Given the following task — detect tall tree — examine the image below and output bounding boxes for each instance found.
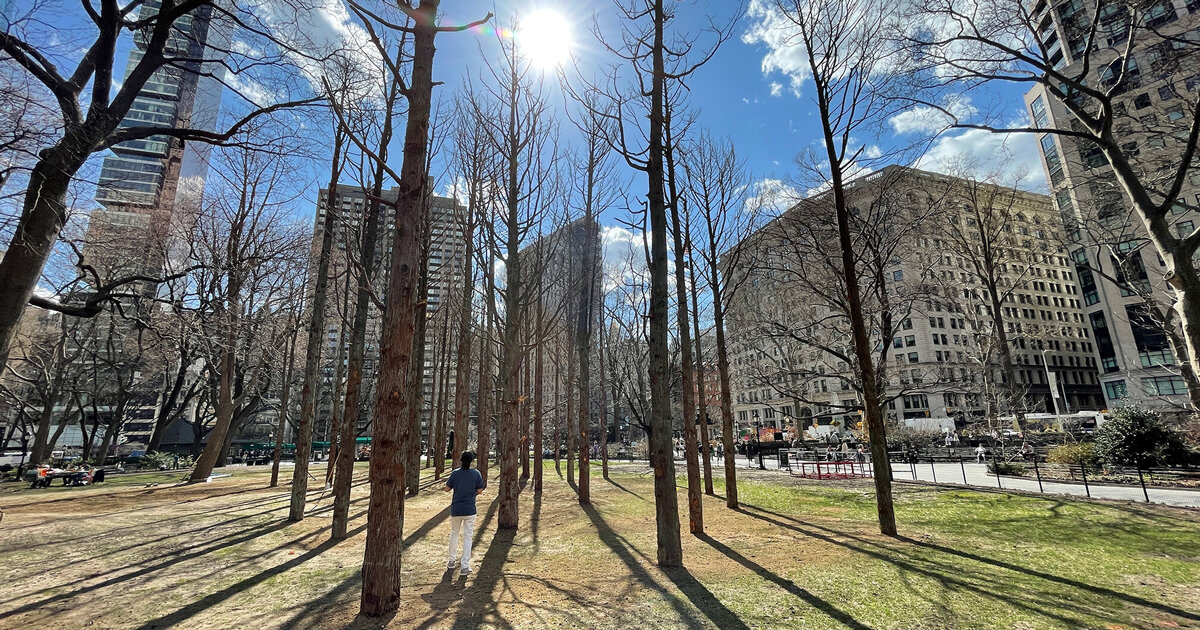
[473,17,559,529]
[683,134,753,509]
[771,0,902,535]
[356,2,491,617]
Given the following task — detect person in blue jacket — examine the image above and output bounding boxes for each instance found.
[443,451,485,575]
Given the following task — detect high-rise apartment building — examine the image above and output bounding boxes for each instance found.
[726,166,1102,438]
[311,184,467,442]
[89,1,226,268]
[1023,0,1200,410]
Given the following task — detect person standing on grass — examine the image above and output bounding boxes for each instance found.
[444,451,485,576]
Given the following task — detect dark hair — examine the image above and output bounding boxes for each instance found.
[459,451,475,468]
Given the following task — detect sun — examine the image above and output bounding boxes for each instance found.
[517,9,573,68]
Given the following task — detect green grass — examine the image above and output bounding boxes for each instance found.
[644,468,1200,629]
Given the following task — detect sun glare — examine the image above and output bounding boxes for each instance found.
[518,10,572,68]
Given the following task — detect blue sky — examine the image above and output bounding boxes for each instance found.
[29,0,1049,257]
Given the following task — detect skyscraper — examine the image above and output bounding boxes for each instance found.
[87,0,228,286]
[311,184,468,442]
[1023,0,1200,410]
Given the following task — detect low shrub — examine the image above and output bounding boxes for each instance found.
[1047,443,1098,466]
[139,452,193,470]
[988,461,1026,476]
[1094,406,1188,468]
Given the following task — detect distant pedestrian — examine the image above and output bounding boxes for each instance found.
[855,446,866,463]
[975,444,986,464]
[444,451,485,576]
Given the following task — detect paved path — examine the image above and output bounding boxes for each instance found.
[669,454,1200,508]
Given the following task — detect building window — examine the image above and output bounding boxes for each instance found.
[907,352,919,363]
[1039,135,1065,186]
[1030,95,1049,127]
[1177,220,1194,238]
[905,335,916,347]
[1103,380,1128,400]
[1142,375,1187,396]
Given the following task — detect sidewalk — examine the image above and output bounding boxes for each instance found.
[684,454,1200,508]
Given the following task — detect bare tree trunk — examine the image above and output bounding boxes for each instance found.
[450,206,476,461]
[497,115,524,530]
[598,311,609,480]
[332,83,392,533]
[478,244,495,485]
[533,306,545,491]
[646,0,682,566]
[690,254,713,495]
[0,150,85,373]
[566,334,576,486]
[575,225,597,504]
[667,115,701,533]
[271,326,298,488]
[431,313,451,480]
[280,128,344,512]
[521,335,531,481]
[325,273,354,488]
[359,2,452,616]
[407,207,432,493]
[192,285,243,482]
[708,241,738,508]
[553,352,561,475]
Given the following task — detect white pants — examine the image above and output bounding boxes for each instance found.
[447,515,476,567]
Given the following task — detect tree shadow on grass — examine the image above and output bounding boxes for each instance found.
[580,502,741,629]
[738,502,1200,625]
[130,521,370,630]
[450,527,518,630]
[694,532,869,629]
[604,476,648,501]
[279,507,452,630]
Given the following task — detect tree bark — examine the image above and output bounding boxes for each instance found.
[565,333,576,485]
[0,145,87,373]
[332,97,389,535]
[407,227,431,492]
[496,87,524,530]
[521,333,531,481]
[533,305,545,491]
[450,200,476,462]
[359,1,444,616]
[478,244,495,485]
[667,119,701,533]
[646,0,683,567]
[707,231,738,509]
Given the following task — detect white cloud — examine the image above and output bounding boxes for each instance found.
[769,82,783,97]
[601,224,647,289]
[745,178,803,214]
[889,95,979,135]
[915,128,1046,193]
[742,0,809,97]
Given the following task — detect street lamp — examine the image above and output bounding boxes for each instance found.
[1040,349,1063,417]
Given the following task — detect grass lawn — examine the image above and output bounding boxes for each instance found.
[0,461,1196,629]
